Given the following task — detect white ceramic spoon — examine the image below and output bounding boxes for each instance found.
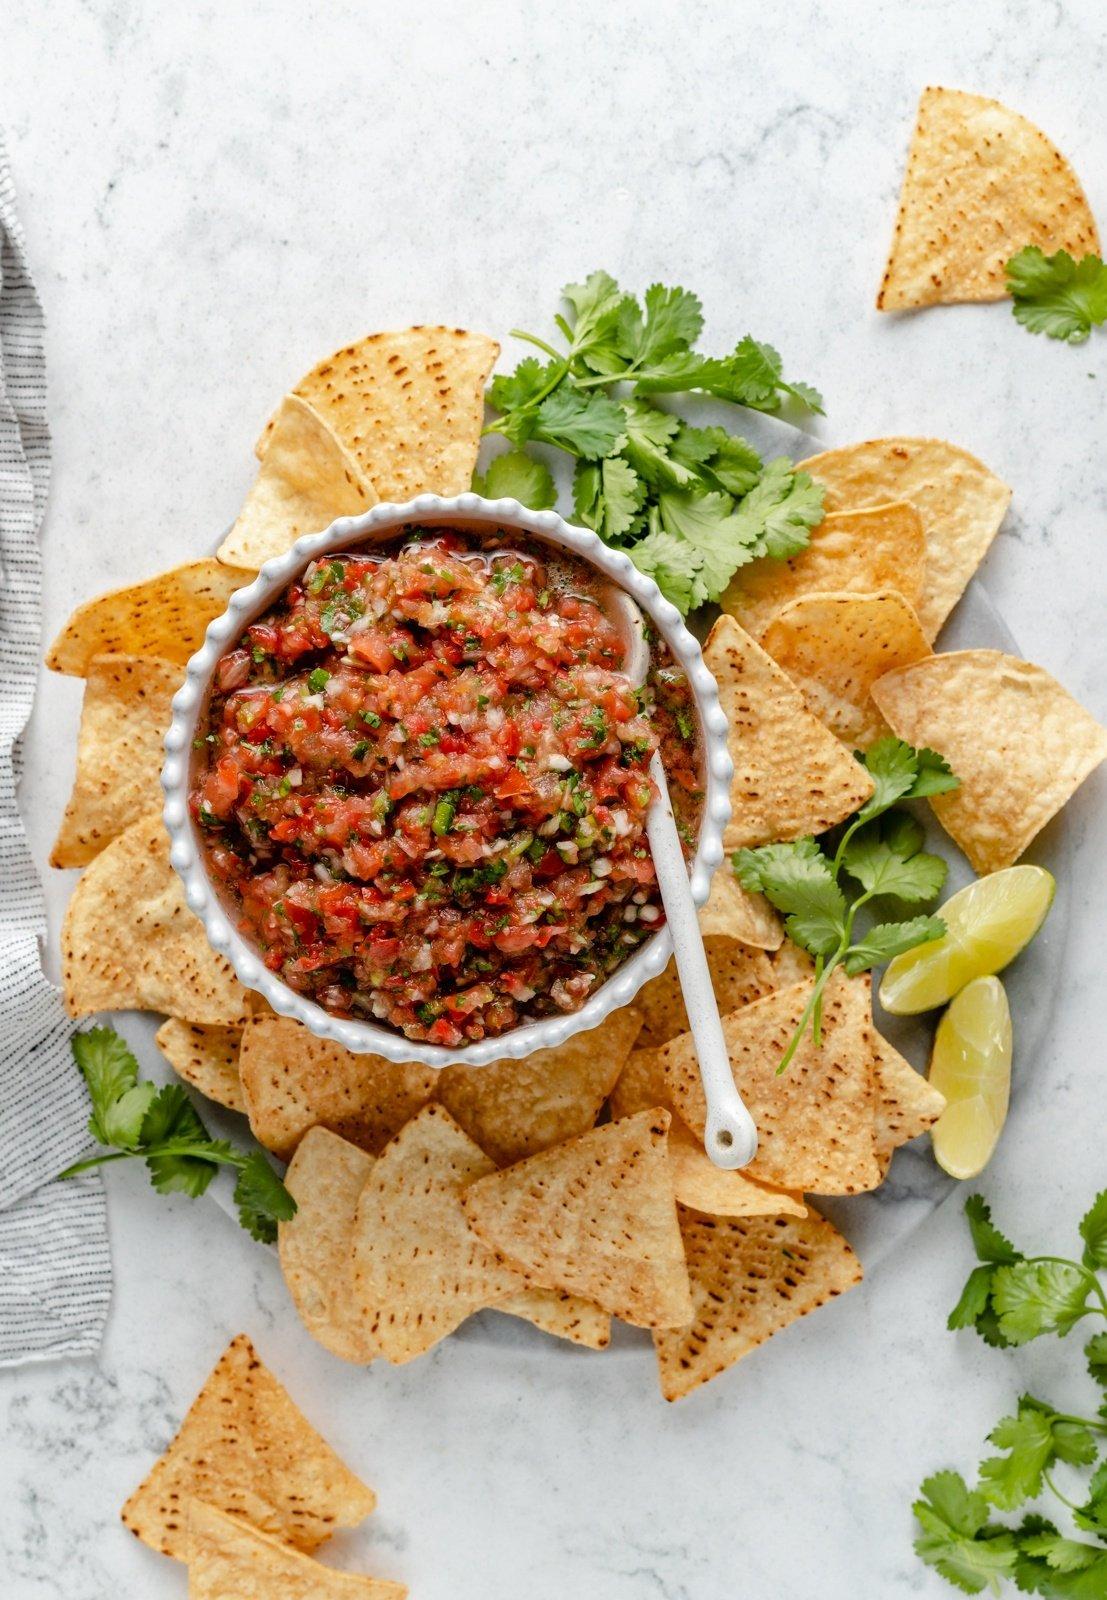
[604,587,758,1170]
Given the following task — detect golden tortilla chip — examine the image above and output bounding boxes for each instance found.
[156,1018,245,1112]
[186,1500,406,1600]
[705,614,874,852]
[654,1207,863,1401]
[51,653,180,867]
[871,649,1107,874]
[217,395,377,571]
[723,501,927,640]
[871,1029,946,1173]
[494,1287,612,1350]
[770,939,816,986]
[878,87,1100,312]
[62,813,247,1025]
[462,1108,693,1330]
[634,940,776,1050]
[350,1104,526,1363]
[259,327,499,502]
[238,1014,437,1160]
[46,559,252,676]
[436,1006,643,1168]
[610,1047,805,1220]
[801,438,1011,640]
[698,864,782,950]
[279,1128,378,1365]
[761,590,932,749]
[663,971,881,1195]
[121,1333,375,1559]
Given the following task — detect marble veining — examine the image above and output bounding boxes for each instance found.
[2,3,1107,1596]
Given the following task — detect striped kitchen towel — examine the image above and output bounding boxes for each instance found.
[0,131,111,1365]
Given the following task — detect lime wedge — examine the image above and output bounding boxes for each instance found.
[878,864,1054,1015]
[929,976,1012,1180]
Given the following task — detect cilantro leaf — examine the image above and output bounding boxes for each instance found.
[1085,1332,1107,1395]
[59,1025,296,1240]
[857,737,960,822]
[730,458,825,561]
[1007,248,1107,344]
[1015,1524,1107,1597]
[561,270,628,366]
[913,1471,1018,1594]
[472,449,557,510]
[620,401,702,491]
[533,388,625,458]
[1079,1192,1107,1272]
[1073,1458,1107,1539]
[843,915,946,974]
[842,811,949,903]
[637,337,824,415]
[979,1397,1096,1511]
[657,489,752,605]
[949,1264,998,1333]
[992,1261,1095,1345]
[72,1026,156,1149]
[574,456,646,541]
[234,1150,297,1244]
[627,527,702,613]
[614,284,704,372]
[732,838,847,957]
[685,428,763,497]
[965,1195,1024,1267]
[488,356,558,416]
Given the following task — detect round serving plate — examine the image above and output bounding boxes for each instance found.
[113,409,1068,1352]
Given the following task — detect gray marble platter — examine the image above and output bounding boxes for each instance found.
[115,409,1068,1348]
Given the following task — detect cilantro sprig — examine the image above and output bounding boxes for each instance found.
[1006,248,1107,345]
[59,1026,296,1243]
[477,272,825,614]
[914,1193,1107,1597]
[732,738,959,1071]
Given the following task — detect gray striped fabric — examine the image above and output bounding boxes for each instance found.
[0,133,110,1365]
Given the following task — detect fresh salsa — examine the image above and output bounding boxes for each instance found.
[191,528,703,1045]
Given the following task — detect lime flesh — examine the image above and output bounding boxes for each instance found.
[929,976,1012,1180]
[879,864,1054,1016]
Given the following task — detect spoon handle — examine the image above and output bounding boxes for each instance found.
[645,754,758,1171]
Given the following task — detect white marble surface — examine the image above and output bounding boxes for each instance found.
[3,2,1107,1595]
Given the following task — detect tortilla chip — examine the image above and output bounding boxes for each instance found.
[611,1047,805,1220]
[120,1333,375,1559]
[46,559,253,676]
[350,1104,526,1363]
[494,1288,612,1350]
[462,1108,693,1330]
[723,501,927,640]
[436,1006,643,1168]
[871,1029,946,1173]
[279,1128,378,1364]
[704,614,874,852]
[801,438,1011,640]
[871,649,1107,874]
[50,653,180,867]
[186,1500,406,1600]
[217,395,377,571]
[761,590,932,749]
[634,940,776,1050]
[770,939,816,986]
[259,327,499,502]
[699,864,782,950]
[663,971,881,1195]
[654,1207,863,1401]
[238,1014,437,1160]
[878,87,1100,312]
[156,1018,245,1112]
[62,813,247,1025]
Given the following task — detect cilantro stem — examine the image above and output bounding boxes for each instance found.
[59,1141,249,1180]
[508,328,564,363]
[1043,1469,1082,1513]
[777,953,843,1075]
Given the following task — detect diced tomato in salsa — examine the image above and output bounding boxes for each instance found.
[190,531,703,1044]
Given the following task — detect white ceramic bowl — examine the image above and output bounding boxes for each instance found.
[161,495,733,1067]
